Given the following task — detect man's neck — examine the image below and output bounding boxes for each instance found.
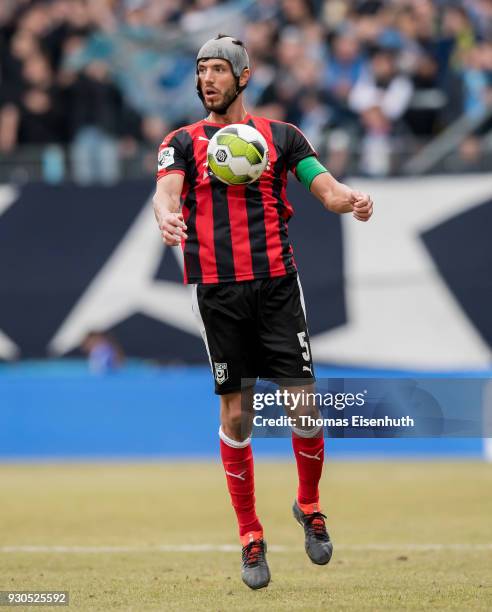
[207,102,248,125]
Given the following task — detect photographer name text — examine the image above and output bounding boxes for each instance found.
[253,415,415,428]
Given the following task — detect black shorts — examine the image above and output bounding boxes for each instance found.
[192,273,315,395]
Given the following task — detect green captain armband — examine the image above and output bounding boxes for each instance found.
[295,156,329,190]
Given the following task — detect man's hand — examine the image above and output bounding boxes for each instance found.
[310,172,374,221]
[351,190,373,222]
[158,211,188,246]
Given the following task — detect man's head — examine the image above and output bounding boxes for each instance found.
[196,34,250,114]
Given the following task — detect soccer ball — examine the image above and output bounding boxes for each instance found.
[207,124,269,185]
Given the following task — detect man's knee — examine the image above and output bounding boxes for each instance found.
[220,390,253,441]
[221,392,242,425]
[281,384,321,434]
[282,384,319,417]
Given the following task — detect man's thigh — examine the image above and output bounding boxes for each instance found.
[192,282,259,395]
[257,273,315,386]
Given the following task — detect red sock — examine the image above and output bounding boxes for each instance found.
[292,431,324,510]
[220,434,262,543]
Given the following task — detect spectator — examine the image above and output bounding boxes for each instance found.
[325,30,364,102]
[405,50,444,137]
[462,43,492,119]
[323,28,365,133]
[3,28,40,87]
[349,47,414,175]
[0,53,61,160]
[466,0,492,42]
[438,4,475,76]
[139,114,170,175]
[292,57,331,150]
[256,27,307,124]
[18,54,61,145]
[279,0,316,27]
[243,20,277,106]
[81,331,124,375]
[67,60,125,184]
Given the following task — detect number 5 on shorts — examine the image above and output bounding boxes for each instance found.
[297,331,310,362]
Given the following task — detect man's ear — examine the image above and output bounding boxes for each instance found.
[239,67,250,88]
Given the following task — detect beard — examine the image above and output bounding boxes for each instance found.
[201,83,238,115]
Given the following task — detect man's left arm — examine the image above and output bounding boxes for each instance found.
[285,124,373,222]
[309,168,373,222]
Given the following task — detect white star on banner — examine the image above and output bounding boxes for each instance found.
[48,194,195,356]
[310,174,492,369]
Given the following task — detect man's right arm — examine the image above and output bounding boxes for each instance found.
[153,173,188,246]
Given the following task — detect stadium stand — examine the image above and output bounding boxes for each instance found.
[1,0,492,182]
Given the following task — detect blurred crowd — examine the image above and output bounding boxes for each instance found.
[0,0,173,183]
[1,0,492,181]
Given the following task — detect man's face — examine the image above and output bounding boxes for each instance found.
[372,52,395,79]
[197,58,239,114]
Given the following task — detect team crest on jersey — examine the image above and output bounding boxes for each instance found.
[158,147,175,170]
[214,362,228,385]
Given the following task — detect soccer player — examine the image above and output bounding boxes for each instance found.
[153,35,373,590]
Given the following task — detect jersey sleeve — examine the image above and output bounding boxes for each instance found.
[156,129,188,180]
[284,124,318,172]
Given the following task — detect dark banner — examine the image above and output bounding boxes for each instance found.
[0,176,491,365]
[0,179,343,361]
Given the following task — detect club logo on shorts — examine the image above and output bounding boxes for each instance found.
[214,362,228,385]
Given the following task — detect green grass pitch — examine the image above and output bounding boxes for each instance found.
[1,461,491,610]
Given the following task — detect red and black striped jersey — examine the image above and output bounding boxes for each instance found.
[156,113,317,284]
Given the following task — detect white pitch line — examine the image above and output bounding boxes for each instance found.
[0,544,491,554]
[0,545,285,554]
[339,544,492,552]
